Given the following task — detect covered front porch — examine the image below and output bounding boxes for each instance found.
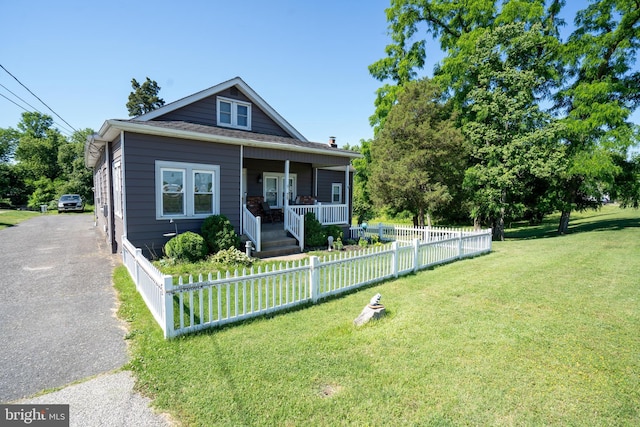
[241,155,353,254]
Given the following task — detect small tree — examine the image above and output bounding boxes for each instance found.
[126,77,165,117]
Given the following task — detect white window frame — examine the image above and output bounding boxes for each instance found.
[113,161,123,218]
[155,161,220,220]
[217,96,252,130]
[331,183,343,204]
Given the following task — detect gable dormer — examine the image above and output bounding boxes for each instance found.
[133,77,307,141]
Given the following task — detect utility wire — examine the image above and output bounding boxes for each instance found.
[0,90,73,137]
[0,63,78,134]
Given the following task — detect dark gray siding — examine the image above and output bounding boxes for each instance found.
[122,132,241,256]
[316,170,347,203]
[243,159,313,199]
[155,87,293,138]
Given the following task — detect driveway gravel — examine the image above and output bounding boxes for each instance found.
[0,213,171,426]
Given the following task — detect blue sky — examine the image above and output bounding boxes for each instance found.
[0,1,637,148]
[0,0,401,145]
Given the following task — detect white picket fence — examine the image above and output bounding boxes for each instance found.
[121,227,492,338]
[350,223,480,242]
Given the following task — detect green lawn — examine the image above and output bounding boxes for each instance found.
[0,209,40,230]
[115,205,640,426]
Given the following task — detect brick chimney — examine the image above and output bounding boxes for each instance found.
[329,136,337,148]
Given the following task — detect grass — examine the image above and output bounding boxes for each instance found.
[115,205,640,426]
[0,209,40,230]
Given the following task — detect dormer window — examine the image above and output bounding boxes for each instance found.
[217,96,251,130]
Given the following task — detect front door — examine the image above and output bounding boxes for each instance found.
[264,174,296,208]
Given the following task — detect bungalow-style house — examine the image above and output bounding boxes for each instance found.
[84,77,361,258]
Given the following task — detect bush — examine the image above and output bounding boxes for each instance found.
[324,225,344,241]
[164,231,208,262]
[304,212,327,248]
[209,247,255,267]
[201,215,240,254]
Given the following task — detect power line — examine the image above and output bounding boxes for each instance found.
[0,90,74,137]
[0,63,78,134]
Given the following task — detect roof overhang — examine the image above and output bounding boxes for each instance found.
[84,134,107,168]
[86,119,361,167]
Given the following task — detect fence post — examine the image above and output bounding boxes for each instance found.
[458,230,463,259]
[163,275,175,339]
[309,256,319,303]
[413,238,420,272]
[134,248,142,290]
[392,241,399,278]
[379,222,384,241]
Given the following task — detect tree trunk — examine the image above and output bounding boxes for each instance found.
[492,216,504,241]
[426,212,432,227]
[418,206,425,227]
[558,210,571,234]
[473,216,481,231]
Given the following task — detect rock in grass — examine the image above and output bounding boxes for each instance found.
[354,293,385,326]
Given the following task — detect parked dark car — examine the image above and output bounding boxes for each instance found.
[58,194,84,213]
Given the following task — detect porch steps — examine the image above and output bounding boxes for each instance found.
[255,228,301,259]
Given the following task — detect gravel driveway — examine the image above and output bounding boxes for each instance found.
[0,213,171,426]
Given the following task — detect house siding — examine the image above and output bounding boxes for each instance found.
[154,87,293,138]
[316,169,349,203]
[122,132,240,256]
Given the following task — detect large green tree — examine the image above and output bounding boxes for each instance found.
[2,112,94,209]
[370,0,639,234]
[369,78,467,226]
[127,77,165,117]
[553,0,640,232]
[461,22,564,239]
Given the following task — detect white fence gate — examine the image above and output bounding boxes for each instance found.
[122,227,492,338]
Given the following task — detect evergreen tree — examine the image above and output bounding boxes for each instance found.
[126,77,165,117]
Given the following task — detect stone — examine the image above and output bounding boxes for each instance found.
[354,303,386,327]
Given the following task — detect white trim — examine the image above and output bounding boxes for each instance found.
[95,120,361,162]
[217,96,252,130]
[155,160,220,220]
[112,160,123,218]
[120,131,127,235]
[132,77,308,141]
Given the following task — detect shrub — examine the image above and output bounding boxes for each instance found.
[304,212,327,248]
[324,225,344,241]
[164,231,208,262]
[201,214,240,254]
[209,247,255,267]
[358,237,369,247]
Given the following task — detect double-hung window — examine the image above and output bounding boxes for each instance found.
[156,161,220,219]
[112,161,123,217]
[331,183,343,204]
[217,96,251,130]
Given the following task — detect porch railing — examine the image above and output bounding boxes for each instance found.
[242,204,261,252]
[284,207,304,251]
[289,203,348,225]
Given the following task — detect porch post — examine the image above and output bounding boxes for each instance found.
[344,164,350,223]
[284,160,290,210]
